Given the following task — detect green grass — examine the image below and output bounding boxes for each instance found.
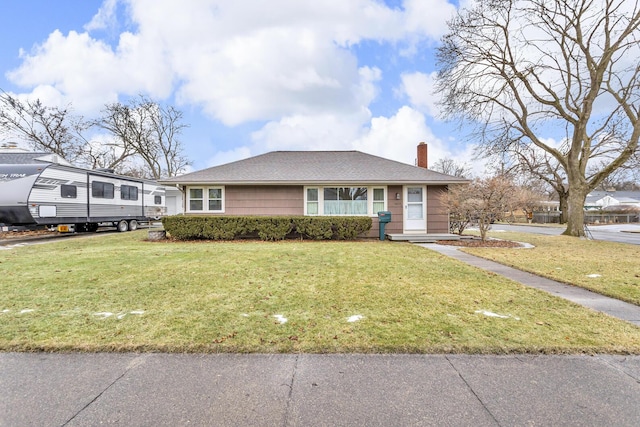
[463,231,640,306]
[1,231,639,354]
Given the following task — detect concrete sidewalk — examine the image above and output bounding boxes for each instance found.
[419,243,640,327]
[1,352,640,426]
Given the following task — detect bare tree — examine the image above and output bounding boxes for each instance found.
[440,184,474,235]
[591,156,640,190]
[1,91,190,179]
[431,157,472,178]
[442,176,518,241]
[490,146,570,222]
[509,185,546,223]
[0,90,88,162]
[436,0,640,237]
[98,95,190,179]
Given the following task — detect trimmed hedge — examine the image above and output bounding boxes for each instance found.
[161,215,372,241]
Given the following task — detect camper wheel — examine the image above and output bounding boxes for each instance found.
[116,220,129,232]
[128,220,138,231]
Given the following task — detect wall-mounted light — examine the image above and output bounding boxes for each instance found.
[395,192,400,200]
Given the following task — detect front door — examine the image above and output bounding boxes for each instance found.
[403,186,426,233]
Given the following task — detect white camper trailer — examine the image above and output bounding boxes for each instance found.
[0,152,166,232]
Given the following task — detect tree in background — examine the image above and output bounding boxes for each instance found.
[436,0,640,237]
[442,176,545,240]
[0,91,190,179]
[431,157,472,178]
[98,95,190,179]
[488,146,570,223]
[0,91,88,163]
[590,157,640,191]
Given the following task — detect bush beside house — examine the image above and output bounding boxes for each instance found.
[162,216,372,241]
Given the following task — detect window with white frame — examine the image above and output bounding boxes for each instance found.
[208,188,222,211]
[306,188,319,215]
[187,186,224,212]
[324,187,368,215]
[305,186,386,216]
[373,188,385,213]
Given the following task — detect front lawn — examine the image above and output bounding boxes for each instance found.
[1,231,639,353]
[463,231,640,306]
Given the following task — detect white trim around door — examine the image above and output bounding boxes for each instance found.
[403,185,426,233]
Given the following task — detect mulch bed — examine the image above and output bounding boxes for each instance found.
[436,239,523,248]
[0,229,54,240]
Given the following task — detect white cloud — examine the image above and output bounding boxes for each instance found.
[399,71,441,118]
[353,106,449,165]
[205,146,253,168]
[84,0,120,32]
[250,105,461,167]
[403,0,457,39]
[4,0,470,172]
[6,29,173,114]
[251,111,368,152]
[6,0,453,123]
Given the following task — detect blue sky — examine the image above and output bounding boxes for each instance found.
[0,0,477,173]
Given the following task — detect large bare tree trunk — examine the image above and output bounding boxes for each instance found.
[558,195,568,224]
[563,185,587,237]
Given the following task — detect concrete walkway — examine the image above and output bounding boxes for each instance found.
[419,243,640,327]
[1,352,640,426]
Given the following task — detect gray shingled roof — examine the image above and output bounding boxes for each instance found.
[0,151,73,166]
[162,151,469,185]
[0,152,53,164]
[586,190,640,204]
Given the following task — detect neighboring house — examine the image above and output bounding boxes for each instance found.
[585,190,640,211]
[164,186,184,215]
[161,144,469,238]
[0,149,74,167]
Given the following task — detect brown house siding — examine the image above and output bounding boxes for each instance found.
[225,186,304,216]
[384,185,404,235]
[426,185,449,233]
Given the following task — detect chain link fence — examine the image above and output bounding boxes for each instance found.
[532,212,640,224]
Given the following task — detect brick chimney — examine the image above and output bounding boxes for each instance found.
[416,142,428,168]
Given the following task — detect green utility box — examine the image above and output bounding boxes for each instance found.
[377,211,391,240]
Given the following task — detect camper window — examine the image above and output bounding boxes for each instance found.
[154,195,162,205]
[121,185,139,201]
[61,185,77,199]
[92,181,114,199]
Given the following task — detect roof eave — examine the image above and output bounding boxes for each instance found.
[160,179,470,186]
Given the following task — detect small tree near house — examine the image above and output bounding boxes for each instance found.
[440,184,474,236]
[442,177,518,241]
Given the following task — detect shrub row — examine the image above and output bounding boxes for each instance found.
[161,216,372,241]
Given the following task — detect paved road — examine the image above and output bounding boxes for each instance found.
[490,223,640,245]
[1,352,639,427]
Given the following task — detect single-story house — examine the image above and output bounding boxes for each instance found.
[161,143,469,238]
[585,190,640,211]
